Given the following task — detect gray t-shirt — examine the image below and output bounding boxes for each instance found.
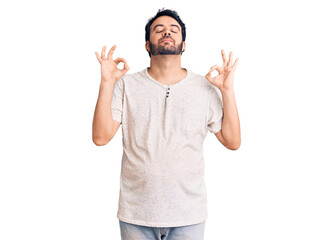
[111,67,223,227]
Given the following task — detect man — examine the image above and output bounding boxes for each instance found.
[92,8,240,240]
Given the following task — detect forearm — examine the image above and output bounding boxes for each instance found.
[220,88,241,148]
[92,81,116,145]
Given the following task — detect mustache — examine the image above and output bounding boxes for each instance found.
[159,37,174,43]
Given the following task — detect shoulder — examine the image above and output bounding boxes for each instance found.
[120,68,147,84]
[186,68,215,92]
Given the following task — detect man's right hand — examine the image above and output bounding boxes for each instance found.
[95,45,130,83]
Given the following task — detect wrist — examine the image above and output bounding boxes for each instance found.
[220,87,235,94]
[101,78,116,85]
[99,81,115,92]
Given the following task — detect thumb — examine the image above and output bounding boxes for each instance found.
[205,72,213,82]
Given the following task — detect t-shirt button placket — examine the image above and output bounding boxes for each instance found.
[166,87,170,99]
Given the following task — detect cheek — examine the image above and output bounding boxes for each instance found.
[175,35,183,43]
[151,35,160,44]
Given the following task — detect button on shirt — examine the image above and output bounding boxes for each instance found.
[111,67,223,227]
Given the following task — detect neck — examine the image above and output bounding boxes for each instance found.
[148,55,186,84]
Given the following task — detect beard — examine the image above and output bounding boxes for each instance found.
[149,40,183,56]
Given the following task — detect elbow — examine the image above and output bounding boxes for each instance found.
[224,139,241,151]
[228,141,241,150]
[93,139,107,146]
[92,127,114,146]
[92,135,112,146]
[228,144,240,150]
[220,130,241,151]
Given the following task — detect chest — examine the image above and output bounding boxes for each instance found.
[123,85,209,134]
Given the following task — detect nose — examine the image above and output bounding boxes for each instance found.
[163,31,171,36]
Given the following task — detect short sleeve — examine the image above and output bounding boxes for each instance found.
[207,86,223,133]
[111,77,124,124]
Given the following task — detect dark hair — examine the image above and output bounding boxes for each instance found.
[145,8,186,56]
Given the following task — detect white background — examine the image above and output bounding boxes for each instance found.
[1,0,332,239]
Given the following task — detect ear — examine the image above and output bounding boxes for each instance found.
[182,41,186,52]
[145,41,150,52]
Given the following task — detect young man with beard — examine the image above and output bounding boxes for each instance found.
[93,8,240,240]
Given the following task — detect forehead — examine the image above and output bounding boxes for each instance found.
[151,15,181,29]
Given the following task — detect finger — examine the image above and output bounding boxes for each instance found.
[101,46,107,59]
[209,64,223,74]
[107,44,117,60]
[95,52,102,64]
[209,64,220,71]
[114,57,126,65]
[121,59,130,75]
[206,65,219,81]
[221,49,226,67]
[228,51,233,68]
[114,58,130,75]
[232,58,239,70]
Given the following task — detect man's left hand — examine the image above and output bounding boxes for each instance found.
[205,49,239,91]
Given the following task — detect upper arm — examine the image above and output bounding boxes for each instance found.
[110,77,123,139]
[207,87,223,134]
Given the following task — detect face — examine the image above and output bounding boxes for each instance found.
[146,15,185,56]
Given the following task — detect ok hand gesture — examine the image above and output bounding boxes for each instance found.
[205,50,239,91]
[95,45,130,83]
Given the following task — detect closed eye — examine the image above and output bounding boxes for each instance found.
[156,30,178,33]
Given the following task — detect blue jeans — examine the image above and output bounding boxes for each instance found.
[119,220,206,240]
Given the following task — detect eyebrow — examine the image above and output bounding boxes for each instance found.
[153,24,180,31]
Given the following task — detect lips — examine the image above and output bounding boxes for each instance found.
[160,38,173,43]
